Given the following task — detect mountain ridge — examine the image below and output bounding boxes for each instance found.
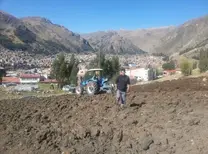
[0,11,94,55]
[82,31,146,54]
[1,10,208,57]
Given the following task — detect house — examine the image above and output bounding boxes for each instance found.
[126,68,149,81]
[163,70,176,76]
[2,77,20,84]
[128,63,137,68]
[19,74,41,84]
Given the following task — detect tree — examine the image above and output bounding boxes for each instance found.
[111,56,120,75]
[51,53,67,88]
[51,53,79,88]
[179,57,193,76]
[156,68,163,76]
[192,60,198,70]
[0,68,6,84]
[162,61,175,70]
[199,49,208,73]
[69,60,79,85]
[103,59,113,78]
[88,52,120,80]
[66,54,76,83]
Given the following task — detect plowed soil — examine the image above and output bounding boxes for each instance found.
[0,76,208,154]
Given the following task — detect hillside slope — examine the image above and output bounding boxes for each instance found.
[1,10,208,57]
[82,31,146,54]
[0,11,94,54]
[154,15,208,57]
[83,15,208,57]
[117,26,175,53]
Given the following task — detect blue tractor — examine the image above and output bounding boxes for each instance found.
[75,68,114,96]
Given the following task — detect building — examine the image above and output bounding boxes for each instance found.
[128,63,137,68]
[6,71,18,77]
[163,70,176,76]
[19,74,41,84]
[126,68,149,81]
[2,77,20,84]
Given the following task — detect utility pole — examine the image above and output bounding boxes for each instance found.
[98,50,101,68]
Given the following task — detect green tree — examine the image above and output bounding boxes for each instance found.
[162,61,175,70]
[199,49,208,73]
[0,68,6,84]
[111,56,120,75]
[156,68,163,76]
[69,60,79,85]
[51,53,67,88]
[65,54,76,83]
[88,52,120,80]
[103,59,113,78]
[51,53,79,88]
[180,57,193,76]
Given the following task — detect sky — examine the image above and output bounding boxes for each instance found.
[0,0,208,33]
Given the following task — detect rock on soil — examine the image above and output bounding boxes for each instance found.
[1,76,208,154]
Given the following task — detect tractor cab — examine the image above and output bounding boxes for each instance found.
[76,68,112,95]
[81,68,106,87]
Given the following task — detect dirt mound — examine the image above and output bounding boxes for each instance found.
[0,76,208,154]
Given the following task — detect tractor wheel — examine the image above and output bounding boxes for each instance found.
[86,81,99,95]
[75,86,83,95]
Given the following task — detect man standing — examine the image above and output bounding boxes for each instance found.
[116,68,130,108]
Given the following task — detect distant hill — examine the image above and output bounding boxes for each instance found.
[82,31,146,54]
[0,11,94,54]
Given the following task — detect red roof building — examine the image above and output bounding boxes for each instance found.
[19,74,41,84]
[163,70,176,76]
[20,74,41,78]
[2,77,20,84]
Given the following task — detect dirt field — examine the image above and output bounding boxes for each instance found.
[0,76,208,154]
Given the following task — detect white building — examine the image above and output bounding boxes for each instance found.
[126,68,149,81]
[19,74,41,84]
[6,71,18,77]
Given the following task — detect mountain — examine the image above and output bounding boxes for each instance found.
[82,31,146,54]
[1,10,208,57]
[154,15,208,57]
[0,11,94,54]
[83,15,208,58]
[117,26,175,53]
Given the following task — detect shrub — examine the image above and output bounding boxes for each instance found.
[179,57,193,76]
[199,49,208,73]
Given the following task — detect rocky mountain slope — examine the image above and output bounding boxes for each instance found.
[82,31,146,54]
[154,15,208,57]
[117,26,175,53]
[83,15,208,57]
[1,10,208,57]
[0,11,94,54]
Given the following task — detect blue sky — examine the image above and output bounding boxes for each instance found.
[0,0,208,33]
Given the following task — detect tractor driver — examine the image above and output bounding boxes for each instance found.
[93,71,100,80]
